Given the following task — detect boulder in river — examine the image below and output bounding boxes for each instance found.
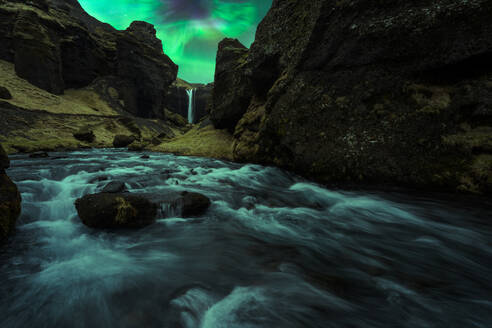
[29,151,49,158]
[172,191,211,217]
[75,193,157,229]
[101,181,127,193]
[113,135,136,148]
[0,144,21,241]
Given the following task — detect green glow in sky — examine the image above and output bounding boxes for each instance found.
[79,0,272,83]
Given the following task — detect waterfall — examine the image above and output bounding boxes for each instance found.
[187,88,195,124]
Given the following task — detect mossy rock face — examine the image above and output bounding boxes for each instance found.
[212,0,492,193]
[75,193,157,229]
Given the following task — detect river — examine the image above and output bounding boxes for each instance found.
[1,149,491,328]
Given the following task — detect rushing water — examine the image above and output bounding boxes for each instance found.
[0,149,491,328]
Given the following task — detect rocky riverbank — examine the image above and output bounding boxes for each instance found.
[0,144,21,242]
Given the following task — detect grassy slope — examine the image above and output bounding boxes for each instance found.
[0,60,234,159]
[0,60,119,116]
[151,125,234,161]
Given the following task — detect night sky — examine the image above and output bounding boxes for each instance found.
[78,0,272,83]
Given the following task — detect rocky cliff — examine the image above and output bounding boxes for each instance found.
[0,0,177,119]
[210,38,252,131]
[0,144,21,241]
[211,0,492,193]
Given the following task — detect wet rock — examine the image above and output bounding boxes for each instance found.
[0,144,9,170]
[113,135,136,148]
[101,181,127,193]
[0,144,21,241]
[89,176,108,184]
[29,151,49,158]
[75,193,157,229]
[172,191,211,217]
[0,86,12,100]
[140,155,150,159]
[73,126,95,143]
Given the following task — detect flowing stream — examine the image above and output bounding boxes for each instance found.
[0,149,491,328]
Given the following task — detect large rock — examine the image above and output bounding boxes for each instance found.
[113,135,136,148]
[101,181,127,193]
[73,126,95,143]
[75,193,157,229]
[0,144,21,241]
[172,191,211,217]
[212,0,492,193]
[0,1,177,118]
[210,38,252,131]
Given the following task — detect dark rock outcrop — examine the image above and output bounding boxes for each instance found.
[116,21,177,118]
[210,38,252,131]
[165,80,189,119]
[0,0,177,118]
[101,181,127,193]
[0,144,21,241]
[0,86,12,100]
[29,151,49,158]
[172,191,211,217]
[75,193,157,229]
[73,126,95,143]
[212,0,492,193]
[194,83,213,123]
[113,135,136,148]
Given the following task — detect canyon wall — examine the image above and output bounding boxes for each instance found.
[211,0,492,193]
[0,0,178,119]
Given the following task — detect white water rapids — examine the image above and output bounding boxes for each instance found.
[0,149,491,328]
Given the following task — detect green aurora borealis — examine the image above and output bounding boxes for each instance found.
[78,0,272,83]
